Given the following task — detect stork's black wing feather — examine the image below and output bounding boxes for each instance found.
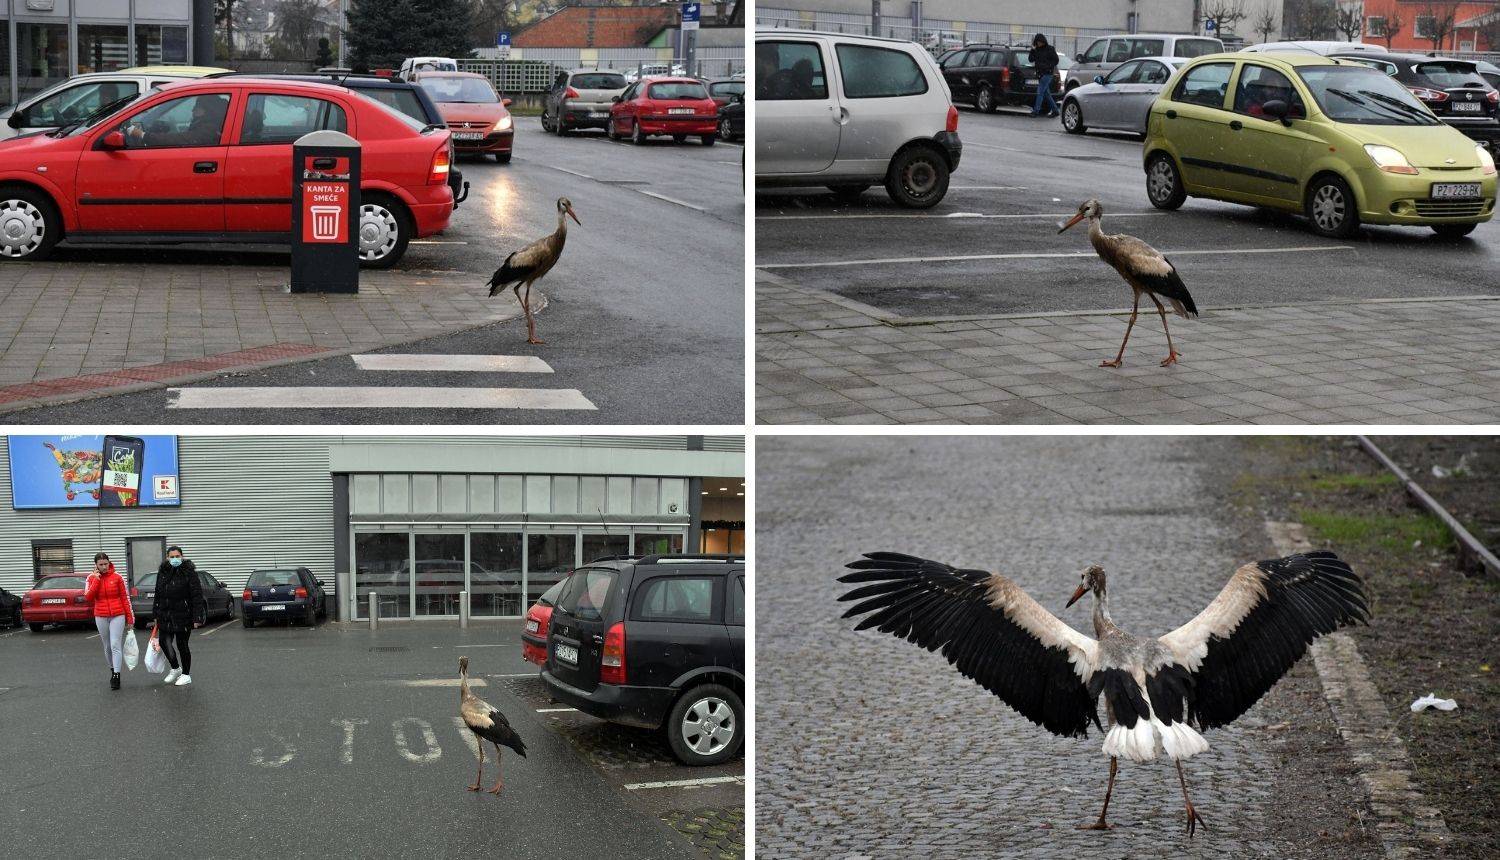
[472,708,528,756]
[486,252,535,295]
[838,552,1099,738]
[1184,552,1368,729]
[1140,257,1198,316]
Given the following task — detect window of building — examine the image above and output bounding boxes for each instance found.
[527,533,576,604]
[1367,16,1388,38]
[32,539,73,580]
[78,25,130,74]
[135,25,189,67]
[17,22,70,101]
[700,520,745,555]
[582,533,629,564]
[634,533,684,556]
[1414,16,1436,40]
[0,27,12,112]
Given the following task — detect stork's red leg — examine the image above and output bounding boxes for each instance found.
[486,745,505,794]
[1100,295,1140,368]
[1176,759,1208,837]
[1147,294,1182,367]
[522,281,544,345]
[468,740,484,792]
[1076,756,1118,830]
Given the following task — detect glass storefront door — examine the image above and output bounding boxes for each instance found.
[527,532,575,606]
[414,532,464,616]
[355,532,410,619]
[582,532,629,565]
[634,532,685,556]
[471,531,522,617]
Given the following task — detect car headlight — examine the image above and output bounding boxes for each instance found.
[495,115,513,132]
[1477,143,1496,176]
[1363,144,1418,175]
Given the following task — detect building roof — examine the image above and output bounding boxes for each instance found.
[513,5,678,49]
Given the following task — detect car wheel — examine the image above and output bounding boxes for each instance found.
[494,152,511,163]
[607,120,621,141]
[665,683,743,766]
[884,146,950,209]
[1431,222,1477,239]
[29,623,44,632]
[976,84,996,114]
[356,194,411,269]
[1305,174,1360,239]
[700,134,716,146]
[540,112,551,132]
[828,184,870,201]
[672,134,687,144]
[1145,153,1187,211]
[1062,99,1086,134]
[242,615,254,628]
[632,120,646,145]
[0,187,63,261]
[718,118,732,139]
[555,116,568,136]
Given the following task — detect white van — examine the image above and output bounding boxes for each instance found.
[399,56,458,81]
[1064,34,1223,91]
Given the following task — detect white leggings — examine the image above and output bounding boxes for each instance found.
[95,615,126,673]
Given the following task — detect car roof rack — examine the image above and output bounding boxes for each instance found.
[636,553,744,565]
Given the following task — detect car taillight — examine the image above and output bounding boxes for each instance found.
[295,587,308,598]
[1410,86,1448,102]
[599,622,626,685]
[429,146,450,184]
[1000,67,1010,88]
[946,105,959,133]
[1489,90,1499,105]
[130,587,139,597]
[565,86,580,99]
[242,590,253,602]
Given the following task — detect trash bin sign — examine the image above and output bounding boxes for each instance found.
[290,129,361,294]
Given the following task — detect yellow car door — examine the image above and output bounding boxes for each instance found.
[1217,63,1319,206]
[1161,59,1238,194]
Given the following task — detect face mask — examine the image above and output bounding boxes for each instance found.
[168,557,182,567]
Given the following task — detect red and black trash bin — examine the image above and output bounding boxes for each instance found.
[290,129,361,293]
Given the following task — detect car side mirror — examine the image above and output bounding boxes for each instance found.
[1261,99,1293,124]
[1094,75,1106,85]
[7,110,23,129]
[612,95,622,103]
[100,130,126,149]
[1075,53,1085,62]
[502,97,512,107]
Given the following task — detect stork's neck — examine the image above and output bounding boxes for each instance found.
[555,210,569,236]
[1088,215,1105,240]
[459,670,470,701]
[1091,589,1119,638]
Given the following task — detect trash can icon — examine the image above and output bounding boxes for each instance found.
[310,205,342,241]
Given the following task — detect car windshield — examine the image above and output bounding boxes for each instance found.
[648,82,708,100]
[710,81,745,97]
[249,570,301,587]
[1297,65,1440,125]
[1414,61,1486,88]
[39,576,86,590]
[136,574,157,589]
[419,77,498,103]
[59,91,148,137]
[573,73,626,89]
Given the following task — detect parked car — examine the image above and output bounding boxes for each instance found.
[0,77,453,266]
[522,576,570,666]
[1063,56,1188,136]
[705,78,746,107]
[1327,53,1500,151]
[21,574,92,631]
[1476,59,1500,91]
[541,68,628,135]
[607,76,719,145]
[234,70,468,207]
[1143,51,1496,239]
[1065,33,1222,91]
[938,43,1067,113]
[756,30,962,208]
[0,66,230,140]
[131,568,233,628]
[399,56,458,81]
[541,554,745,766]
[1242,40,1383,56]
[718,95,744,142]
[625,63,687,83]
[414,71,514,162]
[242,567,327,627]
[0,586,23,628]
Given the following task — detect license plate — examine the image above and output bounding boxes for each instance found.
[143,592,153,598]
[454,132,484,140]
[261,604,284,611]
[1431,182,1482,199]
[589,111,607,117]
[668,108,694,115]
[525,620,539,633]
[555,642,578,664]
[1451,101,1482,113]
[42,598,64,604]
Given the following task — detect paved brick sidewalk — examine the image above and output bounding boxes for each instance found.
[0,261,533,410]
[757,271,1500,424]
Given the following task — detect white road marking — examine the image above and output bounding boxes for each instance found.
[409,240,469,245]
[536,707,577,713]
[452,643,517,648]
[453,716,481,761]
[950,185,1028,190]
[251,730,297,768]
[490,671,538,678]
[638,190,707,211]
[168,386,597,411]
[199,618,236,637]
[332,718,368,764]
[351,354,553,373]
[392,718,442,763]
[86,632,100,640]
[623,775,746,790]
[548,166,594,179]
[759,245,1354,269]
[394,678,487,687]
[758,212,1156,221]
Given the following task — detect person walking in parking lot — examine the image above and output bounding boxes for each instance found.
[84,553,133,690]
[152,546,204,687]
[1029,34,1060,118]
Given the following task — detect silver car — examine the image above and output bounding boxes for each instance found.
[0,69,218,139]
[755,29,962,208]
[1064,33,1222,92]
[542,68,628,134]
[1061,56,1186,137]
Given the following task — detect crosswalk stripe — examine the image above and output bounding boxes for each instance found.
[167,386,597,410]
[352,354,554,373]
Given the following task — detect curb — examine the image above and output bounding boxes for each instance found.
[0,292,547,415]
[1266,521,1452,859]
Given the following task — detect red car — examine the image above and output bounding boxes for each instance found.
[607,77,719,146]
[415,71,514,163]
[0,78,453,268]
[22,573,93,631]
[521,575,571,666]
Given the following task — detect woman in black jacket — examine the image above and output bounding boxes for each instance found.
[151,545,205,687]
[1028,33,1061,118]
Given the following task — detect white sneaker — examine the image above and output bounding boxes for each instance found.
[163,668,181,684]
[174,673,193,686]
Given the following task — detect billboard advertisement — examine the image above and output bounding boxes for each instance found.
[8,435,181,509]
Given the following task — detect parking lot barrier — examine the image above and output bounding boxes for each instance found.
[368,592,378,631]
[460,590,470,629]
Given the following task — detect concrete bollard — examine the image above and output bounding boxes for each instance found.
[368,592,378,631]
[459,590,470,629]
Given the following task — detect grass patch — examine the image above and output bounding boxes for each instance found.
[1297,509,1456,553]
[1302,472,1399,493]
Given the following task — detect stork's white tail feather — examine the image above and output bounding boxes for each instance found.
[1102,718,1158,763]
[1153,716,1209,760]
[1102,680,1211,763]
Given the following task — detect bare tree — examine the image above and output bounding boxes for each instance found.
[1204,0,1251,36]
[1476,10,1500,52]
[1335,1,1364,40]
[1285,0,1338,39]
[1419,2,1462,51]
[1375,7,1405,49]
[273,0,328,59]
[1255,6,1279,42]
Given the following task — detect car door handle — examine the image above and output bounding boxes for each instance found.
[193,161,218,173]
[835,107,850,125]
[1229,120,1243,131]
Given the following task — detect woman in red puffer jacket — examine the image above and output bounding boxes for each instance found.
[84,553,134,690]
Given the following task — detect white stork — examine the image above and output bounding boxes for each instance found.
[1059,198,1198,368]
[838,551,1368,835]
[487,196,580,345]
[457,656,528,794]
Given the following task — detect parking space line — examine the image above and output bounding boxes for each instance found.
[395,678,487,687]
[167,386,598,411]
[451,643,517,648]
[351,354,554,373]
[759,245,1354,269]
[536,707,577,713]
[86,632,100,639]
[490,672,539,678]
[453,716,481,761]
[200,618,236,637]
[757,212,1156,221]
[546,165,595,180]
[409,240,469,245]
[950,185,1028,190]
[623,775,746,790]
[638,190,707,212]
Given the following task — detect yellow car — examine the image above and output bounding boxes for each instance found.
[1143,51,1496,238]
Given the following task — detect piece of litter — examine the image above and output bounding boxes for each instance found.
[943,212,985,218]
[1410,693,1457,712]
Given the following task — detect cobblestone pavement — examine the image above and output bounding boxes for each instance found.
[756,272,1500,424]
[755,436,1368,859]
[0,260,529,402]
[662,807,746,860]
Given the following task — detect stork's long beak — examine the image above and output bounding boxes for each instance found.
[567,206,581,225]
[1058,212,1086,234]
[1065,583,1088,609]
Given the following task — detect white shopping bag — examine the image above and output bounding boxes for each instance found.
[144,627,167,674]
[123,628,139,671]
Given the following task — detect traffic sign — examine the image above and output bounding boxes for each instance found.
[1203,18,1217,33]
[497,31,511,59]
[682,2,700,31]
